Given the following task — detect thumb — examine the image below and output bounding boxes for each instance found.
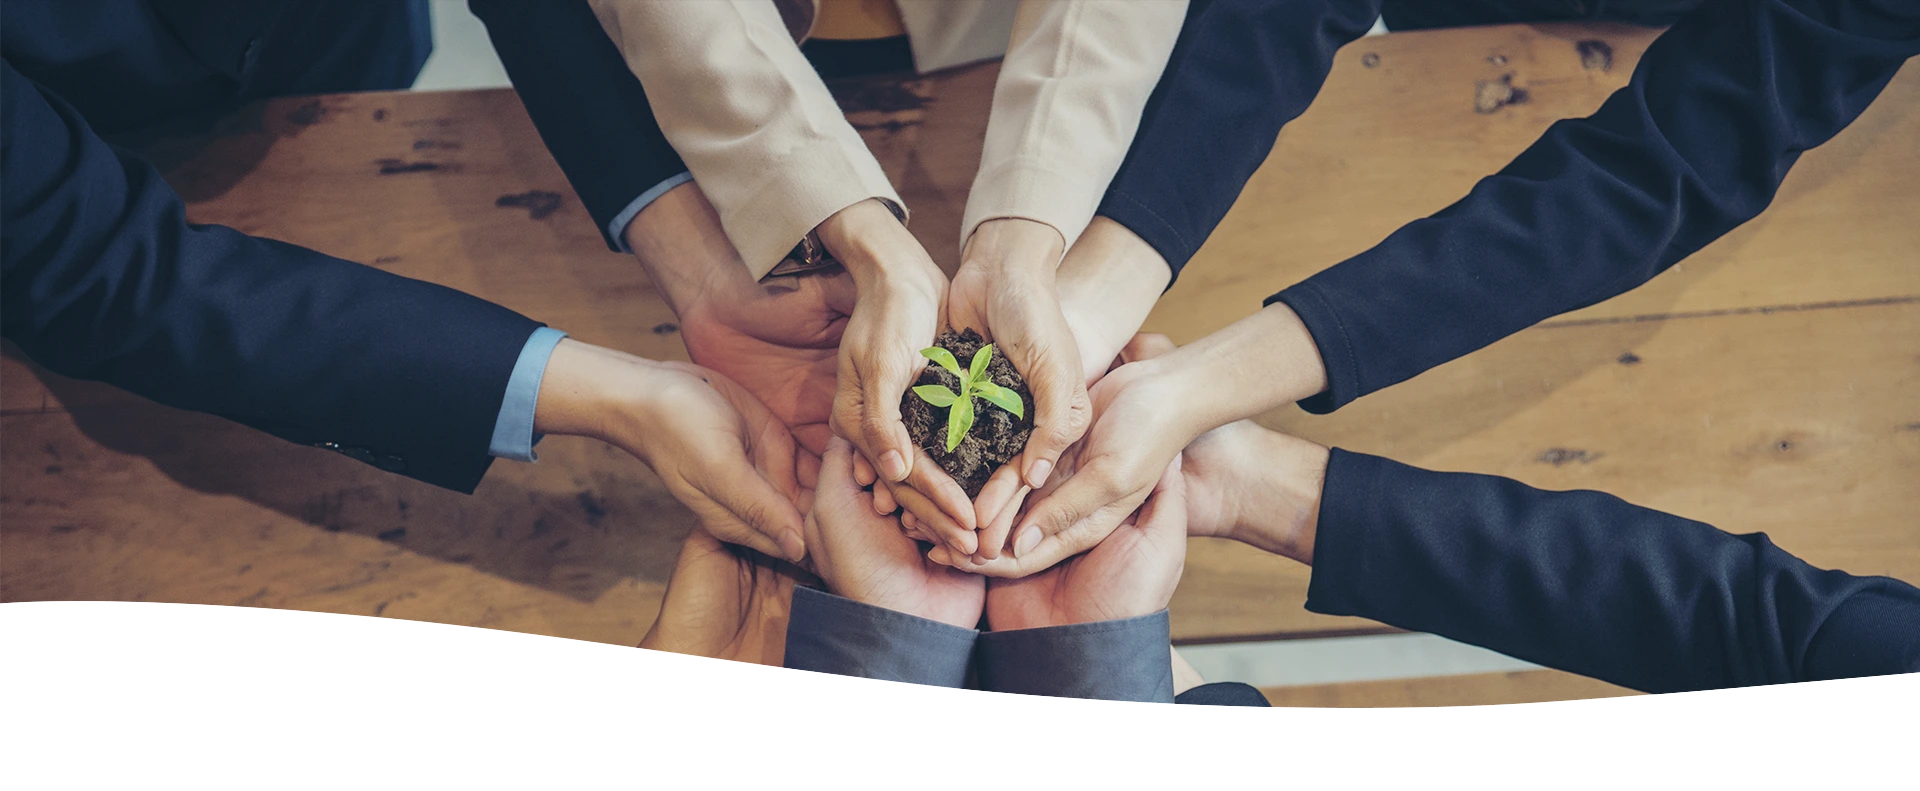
[693,458,808,564]
[1017,348,1091,490]
[1008,463,1139,561]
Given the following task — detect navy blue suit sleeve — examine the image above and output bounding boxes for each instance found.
[1306,449,1920,693]
[976,611,1176,703]
[0,61,541,492]
[1269,0,1920,413]
[1097,0,1382,281]
[468,0,688,252]
[782,586,978,687]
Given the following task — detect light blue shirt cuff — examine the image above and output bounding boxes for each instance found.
[609,171,694,253]
[488,327,569,462]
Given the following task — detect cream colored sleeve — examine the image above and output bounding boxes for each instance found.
[588,0,903,279]
[960,0,1188,256]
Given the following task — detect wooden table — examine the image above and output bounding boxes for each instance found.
[5,23,1916,694]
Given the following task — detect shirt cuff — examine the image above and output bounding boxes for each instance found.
[782,586,978,688]
[976,610,1175,702]
[607,171,694,254]
[487,326,569,462]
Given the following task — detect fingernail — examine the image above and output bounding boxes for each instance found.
[928,546,952,566]
[1028,459,1053,488]
[1013,526,1042,557]
[879,451,908,481]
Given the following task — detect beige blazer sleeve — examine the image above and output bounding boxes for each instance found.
[960,0,1188,255]
[588,0,902,279]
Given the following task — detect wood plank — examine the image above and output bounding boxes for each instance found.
[1261,670,1637,708]
[4,23,1915,651]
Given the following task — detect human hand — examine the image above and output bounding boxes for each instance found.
[640,527,802,665]
[819,199,980,555]
[535,339,809,562]
[949,219,1093,560]
[625,183,856,462]
[805,437,985,629]
[981,455,1189,630]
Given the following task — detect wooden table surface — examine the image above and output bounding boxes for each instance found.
[5,23,1916,657]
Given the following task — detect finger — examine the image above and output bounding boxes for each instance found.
[796,448,822,491]
[1121,332,1178,363]
[1010,464,1145,561]
[852,452,876,487]
[1136,455,1189,540]
[972,460,1027,532]
[859,361,918,484]
[695,460,809,563]
[750,421,802,507]
[904,446,977,529]
[1017,349,1091,490]
[872,482,897,515]
[973,484,1029,563]
[888,478,977,556]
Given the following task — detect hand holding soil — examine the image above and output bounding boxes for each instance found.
[901,329,1035,500]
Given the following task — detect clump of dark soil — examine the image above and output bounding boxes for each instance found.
[900,328,1033,498]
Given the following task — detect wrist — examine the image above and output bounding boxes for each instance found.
[1163,303,1328,427]
[1057,218,1171,381]
[960,218,1066,275]
[623,181,745,317]
[816,199,912,286]
[1224,431,1327,564]
[532,340,667,446]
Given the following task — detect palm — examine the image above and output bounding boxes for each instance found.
[678,271,855,456]
[985,513,1182,629]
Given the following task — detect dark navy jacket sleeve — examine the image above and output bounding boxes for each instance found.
[468,0,688,252]
[1269,0,1920,413]
[976,611,1176,703]
[782,586,978,687]
[1307,449,1920,693]
[0,61,542,492]
[1098,0,1381,282]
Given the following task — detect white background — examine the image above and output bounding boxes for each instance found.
[3,602,1913,789]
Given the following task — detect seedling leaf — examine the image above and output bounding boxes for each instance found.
[969,344,994,381]
[946,396,974,452]
[911,385,958,408]
[921,347,963,377]
[972,381,1025,419]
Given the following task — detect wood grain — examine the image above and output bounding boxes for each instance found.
[1262,670,1638,708]
[4,23,1915,668]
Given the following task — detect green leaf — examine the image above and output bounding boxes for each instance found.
[920,347,963,377]
[911,385,958,408]
[969,344,994,382]
[945,395,974,453]
[972,381,1025,419]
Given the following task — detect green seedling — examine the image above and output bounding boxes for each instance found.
[911,344,1024,453]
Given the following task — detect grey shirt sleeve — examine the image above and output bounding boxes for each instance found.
[782,586,978,688]
[975,610,1175,703]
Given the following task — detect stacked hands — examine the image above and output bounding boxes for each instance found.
[603,181,1331,618]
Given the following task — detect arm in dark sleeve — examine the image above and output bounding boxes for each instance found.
[975,611,1176,703]
[1306,449,1920,693]
[1270,0,1920,413]
[467,0,688,251]
[1096,0,1382,281]
[781,586,977,687]
[0,61,541,492]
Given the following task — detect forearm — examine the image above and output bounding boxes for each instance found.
[1305,450,1920,692]
[1150,303,1329,438]
[962,0,1188,252]
[1270,0,1920,413]
[1098,0,1378,279]
[1056,217,1171,382]
[588,0,901,277]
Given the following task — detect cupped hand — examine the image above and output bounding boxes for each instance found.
[949,219,1093,561]
[805,437,984,629]
[640,527,803,665]
[819,199,979,555]
[625,182,856,461]
[981,456,1189,630]
[929,334,1208,578]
